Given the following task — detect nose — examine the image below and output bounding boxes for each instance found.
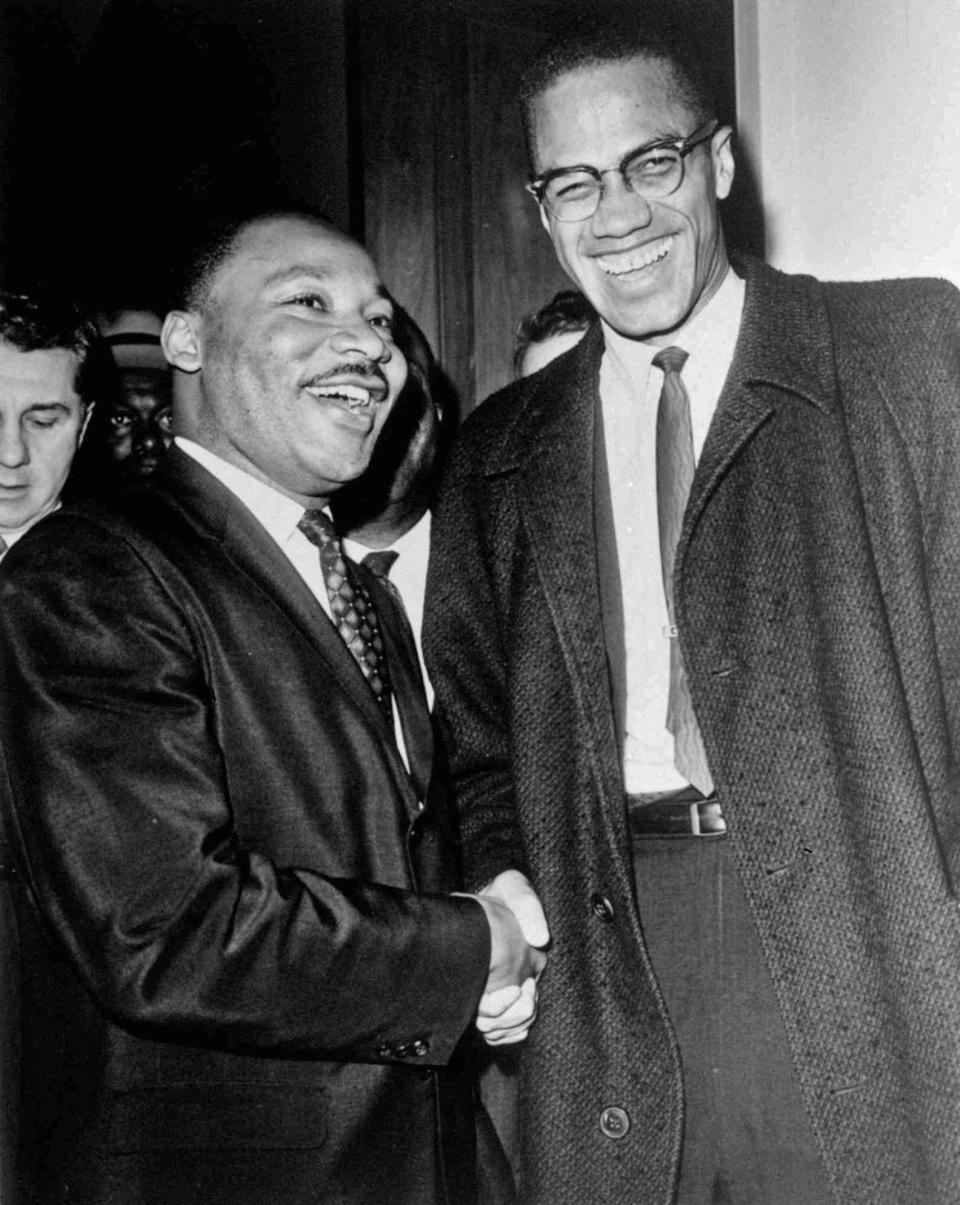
[328,316,392,363]
[0,420,28,468]
[590,171,654,238]
[135,426,161,457]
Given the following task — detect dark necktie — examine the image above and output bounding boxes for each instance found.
[297,510,393,722]
[653,346,714,794]
[0,536,7,562]
[361,548,434,800]
[361,550,403,611]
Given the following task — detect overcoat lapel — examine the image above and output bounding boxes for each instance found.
[514,326,624,802]
[153,449,394,741]
[681,261,839,569]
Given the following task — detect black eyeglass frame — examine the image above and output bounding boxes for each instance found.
[527,118,721,221]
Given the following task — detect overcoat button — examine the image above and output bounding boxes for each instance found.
[590,892,615,922]
[376,1043,395,1059]
[409,1038,430,1057]
[599,1106,630,1139]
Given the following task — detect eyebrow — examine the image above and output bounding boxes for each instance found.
[263,264,337,287]
[263,266,393,303]
[540,128,689,177]
[24,402,74,414]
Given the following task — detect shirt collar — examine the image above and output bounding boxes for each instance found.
[600,266,745,387]
[175,436,313,546]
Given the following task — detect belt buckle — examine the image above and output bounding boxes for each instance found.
[690,799,726,836]
[628,790,726,838]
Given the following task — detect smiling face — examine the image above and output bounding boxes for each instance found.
[529,56,734,342]
[169,216,406,506]
[0,342,86,533]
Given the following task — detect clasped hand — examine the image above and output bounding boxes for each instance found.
[464,869,550,1046]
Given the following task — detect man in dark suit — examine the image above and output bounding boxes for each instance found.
[425,17,960,1205]
[0,206,543,1205]
[0,290,101,1205]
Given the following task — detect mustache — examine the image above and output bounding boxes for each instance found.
[304,360,389,392]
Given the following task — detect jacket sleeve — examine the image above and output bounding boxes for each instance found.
[0,515,490,1066]
[424,431,533,893]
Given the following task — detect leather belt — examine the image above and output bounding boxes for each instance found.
[627,788,726,837]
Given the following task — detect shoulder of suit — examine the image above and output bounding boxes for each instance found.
[4,488,195,587]
[820,275,960,382]
[738,252,960,337]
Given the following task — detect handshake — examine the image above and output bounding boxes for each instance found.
[463,869,550,1046]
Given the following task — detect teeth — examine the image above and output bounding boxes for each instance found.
[597,235,674,277]
[305,384,372,412]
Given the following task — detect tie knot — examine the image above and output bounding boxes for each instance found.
[298,509,337,549]
[363,549,399,579]
[653,346,688,376]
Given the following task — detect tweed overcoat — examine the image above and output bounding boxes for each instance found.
[0,448,496,1205]
[425,257,960,1204]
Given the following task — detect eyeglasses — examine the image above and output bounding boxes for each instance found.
[527,119,719,223]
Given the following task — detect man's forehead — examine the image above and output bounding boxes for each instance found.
[0,341,80,396]
[531,55,694,164]
[221,216,382,292]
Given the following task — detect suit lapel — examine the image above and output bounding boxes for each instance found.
[154,449,393,739]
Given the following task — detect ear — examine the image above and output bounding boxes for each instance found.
[162,310,203,374]
[712,125,735,202]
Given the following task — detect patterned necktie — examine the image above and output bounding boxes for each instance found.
[653,346,714,794]
[298,510,393,721]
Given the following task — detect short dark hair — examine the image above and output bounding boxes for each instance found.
[0,290,101,406]
[519,16,718,164]
[514,290,596,376]
[168,203,342,313]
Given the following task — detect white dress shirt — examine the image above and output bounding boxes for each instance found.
[177,437,336,620]
[599,268,745,792]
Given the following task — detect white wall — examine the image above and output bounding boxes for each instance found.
[735,0,960,285]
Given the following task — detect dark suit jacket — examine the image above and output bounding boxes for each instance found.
[426,257,960,1204]
[0,448,493,1205]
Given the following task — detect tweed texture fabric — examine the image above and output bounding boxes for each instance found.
[425,256,960,1205]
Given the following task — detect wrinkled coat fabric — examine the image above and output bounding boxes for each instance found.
[0,448,492,1205]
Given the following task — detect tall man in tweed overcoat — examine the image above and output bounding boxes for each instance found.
[425,17,960,1205]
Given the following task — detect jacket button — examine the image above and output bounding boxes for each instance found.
[409,1038,430,1057]
[590,892,615,922]
[376,1042,395,1059]
[599,1105,630,1139]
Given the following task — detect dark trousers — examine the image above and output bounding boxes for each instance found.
[631,827,834,1205]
